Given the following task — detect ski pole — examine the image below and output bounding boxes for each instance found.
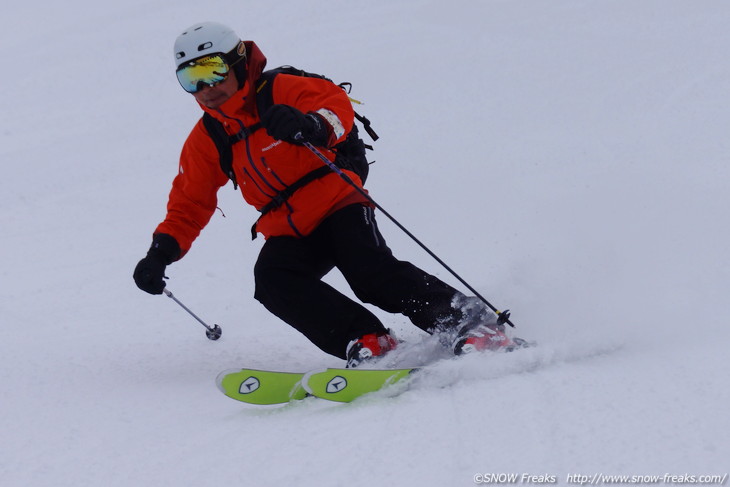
[295,134,515,327]
[163,288,223,340]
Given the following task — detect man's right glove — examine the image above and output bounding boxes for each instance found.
[260,104,328,146]
[133,233,181,295]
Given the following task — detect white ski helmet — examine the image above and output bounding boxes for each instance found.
[174,22,243,68]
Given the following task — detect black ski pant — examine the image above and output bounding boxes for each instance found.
[253,203,464,359]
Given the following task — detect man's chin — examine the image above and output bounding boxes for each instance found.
[200,94,227,108]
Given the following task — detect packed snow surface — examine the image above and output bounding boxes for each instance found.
[2,1,728,486]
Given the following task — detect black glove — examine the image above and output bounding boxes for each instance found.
[133,233,181,295]
[260,104,328,145]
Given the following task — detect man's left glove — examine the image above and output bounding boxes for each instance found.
[133,233,181,295]
[260,104,328,145]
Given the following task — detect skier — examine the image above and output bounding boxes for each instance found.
[133,22,515,367]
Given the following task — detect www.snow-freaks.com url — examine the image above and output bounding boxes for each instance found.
[472,473,728,485]
[565,474,728,485]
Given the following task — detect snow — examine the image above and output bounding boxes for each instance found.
[2,1,728,486]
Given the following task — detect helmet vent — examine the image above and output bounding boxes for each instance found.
[198,42,213,51]
[175,51,185,59]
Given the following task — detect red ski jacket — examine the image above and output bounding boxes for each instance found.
[154,41,369,258]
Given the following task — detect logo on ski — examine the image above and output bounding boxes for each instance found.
[326,376,348,393]
[239,376,260,394]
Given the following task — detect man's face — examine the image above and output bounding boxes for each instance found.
[193,69,239,109]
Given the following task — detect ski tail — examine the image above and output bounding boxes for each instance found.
[216,369,308,405]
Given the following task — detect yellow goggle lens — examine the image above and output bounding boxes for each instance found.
[176,54,230,93]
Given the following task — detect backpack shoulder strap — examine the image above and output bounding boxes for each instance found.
[254,68,285,117]
[201,112,238,189]
[254,66,329,116]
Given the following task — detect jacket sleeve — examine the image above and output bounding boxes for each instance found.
[154,120,229,258]
[272,74,355,147]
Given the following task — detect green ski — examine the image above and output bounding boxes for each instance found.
[216,369,308,405]
[216,340,533,405]
[302,367,416,403]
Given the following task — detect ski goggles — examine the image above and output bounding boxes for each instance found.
[176,54,232,93]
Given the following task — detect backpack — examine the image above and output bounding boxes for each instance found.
[201,65,378,203]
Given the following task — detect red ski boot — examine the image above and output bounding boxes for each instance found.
[452,322,515,355]
[346,331,398,368]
